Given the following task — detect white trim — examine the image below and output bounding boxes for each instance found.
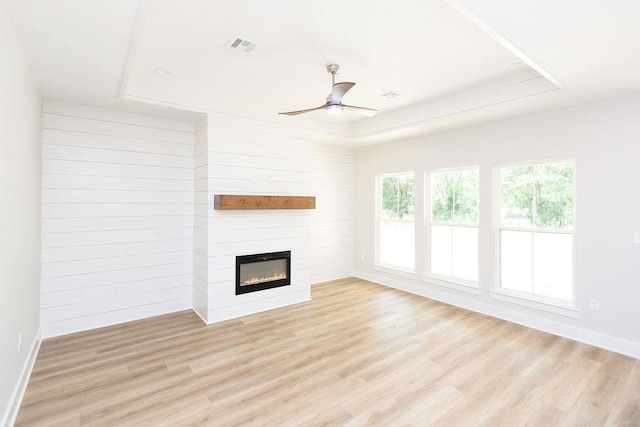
[2,328,42,427]
[428,164,481,174]
[373,264,417,279]
[118,0,153,99]
[442,0,562,88]
[380,218,416,224]
[41,301,192,339]
[191,307,208,324]
[499,226,572,234]
[489,289,580,318]
[421,274,482,295]
[494,156,575,168]
[431,222,478,228]
[353,269,640,359]
[376,170,417,179]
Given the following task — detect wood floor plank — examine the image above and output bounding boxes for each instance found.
[606,360,640,425]
[16,278,640,426]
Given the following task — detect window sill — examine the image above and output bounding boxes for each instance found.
[373,264,416,279]
[489,289,580,319]
[421,275,482,295]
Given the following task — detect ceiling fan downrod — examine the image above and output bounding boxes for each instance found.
[327,64,340,86]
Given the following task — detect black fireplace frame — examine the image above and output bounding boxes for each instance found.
[235,250,291,295]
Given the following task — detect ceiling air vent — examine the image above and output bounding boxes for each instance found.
[380,91,400,99]
[228,35,256,53]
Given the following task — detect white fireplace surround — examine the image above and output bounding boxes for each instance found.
[191,112,315,325]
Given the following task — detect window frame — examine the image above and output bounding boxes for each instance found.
[424,166,480,289]
[493,158,577,309]
[374,171,416,273]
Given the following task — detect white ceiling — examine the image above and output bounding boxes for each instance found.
[1,0,203,122]
[4,0,640,145]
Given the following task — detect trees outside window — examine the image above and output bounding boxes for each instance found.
[498,161,575,302]
[377,173,415,270]
[428,168,479,283]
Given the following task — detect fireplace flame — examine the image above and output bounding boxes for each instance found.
[242,272,287,286]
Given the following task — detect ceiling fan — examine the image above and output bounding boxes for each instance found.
[279,64,377,117]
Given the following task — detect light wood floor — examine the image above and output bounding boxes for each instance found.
[17,278,640,426]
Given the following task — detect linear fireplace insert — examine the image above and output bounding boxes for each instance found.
[236,250,291,295]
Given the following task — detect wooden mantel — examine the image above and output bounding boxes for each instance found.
[214,195,316,210]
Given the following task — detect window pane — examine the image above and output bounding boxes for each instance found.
[533,233,573,300]
[535,163,574,230]
[382,175,414,221]
[501,166,534,227]
[501,162,574,229]
[454,170,479,224]
[381,176,399,219]
[429,169,478,283]
[398,175,415,220]
[431,173,454,222]
[452,227,478,281]
[501,230,533,293]
[380,220,414,269]
[430,225,452,276]
[378,173,415,271]
[431,170,479,224]
[380,220,397,265]
[430,225,478,282]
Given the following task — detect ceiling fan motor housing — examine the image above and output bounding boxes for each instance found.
[278,64,377,117]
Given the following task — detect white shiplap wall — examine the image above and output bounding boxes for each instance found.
[310,143,355,283]
[41,101,195,337]
[204,113,312,323]
[192,118,209,322]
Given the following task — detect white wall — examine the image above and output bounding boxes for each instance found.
[40,101,195,337]
[193,118,209,322]
[354,93,640,357]
[310,143,355,283]
[0,4,42,424]
[203,113,312,323]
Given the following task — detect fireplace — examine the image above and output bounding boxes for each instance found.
[236,251,291,295]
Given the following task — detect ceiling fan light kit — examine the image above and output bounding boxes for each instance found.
[326,104,342,115]
[279,64,377,117]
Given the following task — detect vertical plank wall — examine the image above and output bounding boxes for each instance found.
[310,143,355,283]
[40,101,195,337]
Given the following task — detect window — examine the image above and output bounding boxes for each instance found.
[428,168,479,283]
[497,160,575,302]
[376,172,415,271]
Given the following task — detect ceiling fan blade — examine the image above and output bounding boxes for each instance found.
[341,103,378,117]
[330,82,355,104]
[278,104,327,116]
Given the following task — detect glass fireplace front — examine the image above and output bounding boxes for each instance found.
[236,251,291,295]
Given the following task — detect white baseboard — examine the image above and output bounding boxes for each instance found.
[191,306,208,324]
[2,328,42,427]
[41,299,192,339]
[353,269,640,359]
